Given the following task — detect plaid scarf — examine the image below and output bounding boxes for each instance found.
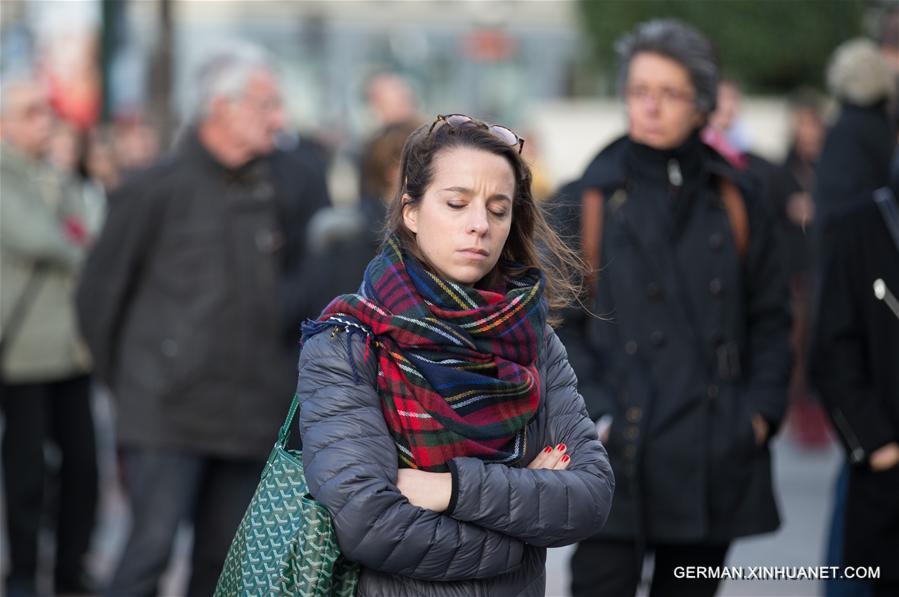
[303,236,547,472]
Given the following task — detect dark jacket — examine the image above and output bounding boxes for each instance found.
[815,102,894,224]
[571,134,791,544]
[76,132,329,458]
[810,190,899,578]
[297,324,615,597]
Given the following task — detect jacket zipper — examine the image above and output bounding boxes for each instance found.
[667,158,683,188]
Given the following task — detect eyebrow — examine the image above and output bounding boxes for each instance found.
[440,187,513,203]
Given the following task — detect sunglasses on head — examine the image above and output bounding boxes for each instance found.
[428,113,525,154]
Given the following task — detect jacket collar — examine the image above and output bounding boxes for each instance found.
[586,131,742,192]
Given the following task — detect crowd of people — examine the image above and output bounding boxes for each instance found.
[1,9,898,597]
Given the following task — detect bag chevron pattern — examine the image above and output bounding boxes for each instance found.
[214,395,359,596]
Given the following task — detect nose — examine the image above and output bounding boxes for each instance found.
[642,94,662,115]
[467,205,489,235]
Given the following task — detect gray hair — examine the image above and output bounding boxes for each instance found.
[615,19,720,115]
[826,38,895,107]
[188,41,275,123]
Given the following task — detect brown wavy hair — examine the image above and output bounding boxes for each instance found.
[382,116,587,323]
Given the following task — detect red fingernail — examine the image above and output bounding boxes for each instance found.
[557,443,566,452]
[561,454,570,462]
[543,446,552,454]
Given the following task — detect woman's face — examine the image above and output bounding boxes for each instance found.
[403,146,515,286]
[625,52,704,150]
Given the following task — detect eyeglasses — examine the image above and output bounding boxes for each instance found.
[624,85,695,106]
[428,113,525,154]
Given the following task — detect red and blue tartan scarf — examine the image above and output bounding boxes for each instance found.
[303,236,547,472]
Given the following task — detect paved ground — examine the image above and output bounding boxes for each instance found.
[2,393,843,597]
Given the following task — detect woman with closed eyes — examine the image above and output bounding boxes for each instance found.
[296,114,615,597]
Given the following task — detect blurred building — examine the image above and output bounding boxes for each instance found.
[2,1,805,191]
[3,0,588,138]
[172,1,586,141]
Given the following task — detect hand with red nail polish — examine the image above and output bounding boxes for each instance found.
[527,442,572,470]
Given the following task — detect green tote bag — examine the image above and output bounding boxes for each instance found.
[214,394,359,597]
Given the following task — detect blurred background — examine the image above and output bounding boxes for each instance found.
[1,1,897,596]
[0,0,886,195]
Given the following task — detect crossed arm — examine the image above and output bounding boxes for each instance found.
[297,329,614,580]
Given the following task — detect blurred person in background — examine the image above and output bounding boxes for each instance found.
[814,36,896,597]
[85,128,121,194]
[815,38,895,224]
[769,89,830,449]
[110,117,159,178]
[300,119,420,326]
[774,89,825,250]
[568,19,791,597]
[359,118,422,228]
[810,154,899,597]
[76,41,328,597]
[355,72,421,190]
[365,71,419,129]
[701,78,753,170]
[47,121,108,236]
[702,79,782,214]
[357,71,422,193]
[0,76,98,597]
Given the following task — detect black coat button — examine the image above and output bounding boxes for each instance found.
[650,330,666,347]
[625,340,638,355]
[626,407,642,423]
[646,282,662,300]
[707,384,720,399]
[709,233,724,250]
[709,278,723,296]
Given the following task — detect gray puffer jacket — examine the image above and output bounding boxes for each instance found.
[297,324,615,597]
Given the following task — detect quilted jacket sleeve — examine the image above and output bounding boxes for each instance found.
[447,329,615,547]
[297,329,525,581]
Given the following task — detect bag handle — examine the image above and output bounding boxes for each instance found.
[277,393,302,449]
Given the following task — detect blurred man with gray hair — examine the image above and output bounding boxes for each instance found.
[77,42,330,596]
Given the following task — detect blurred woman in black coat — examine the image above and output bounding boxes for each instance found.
[567,19,791,597]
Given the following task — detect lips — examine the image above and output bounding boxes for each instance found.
[459,247,489,257]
